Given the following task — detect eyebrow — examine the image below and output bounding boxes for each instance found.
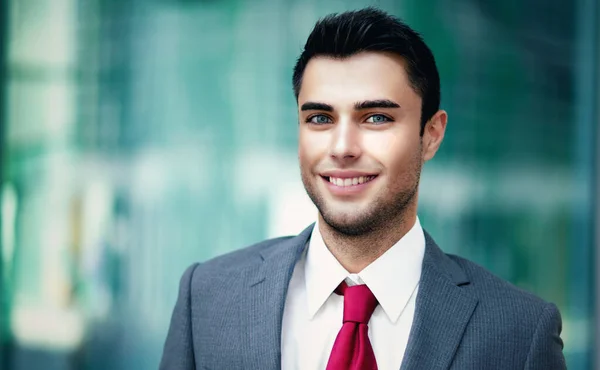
[354,99,400,110]
[300,99,400,112]
[300,102,334,112]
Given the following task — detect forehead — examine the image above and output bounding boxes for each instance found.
[298,52,420,106]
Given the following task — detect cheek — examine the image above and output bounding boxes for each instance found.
[364,131,409,159]
[364,131,420,175]
[298,131,328,164]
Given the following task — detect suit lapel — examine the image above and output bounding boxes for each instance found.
[400,232,478,370]
[239,224,314,370]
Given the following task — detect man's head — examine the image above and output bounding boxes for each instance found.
[293,7,441,134]
[294,7,447,236]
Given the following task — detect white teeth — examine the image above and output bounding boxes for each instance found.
[328,176,375,187]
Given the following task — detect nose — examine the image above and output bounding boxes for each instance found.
[330,119,361,162]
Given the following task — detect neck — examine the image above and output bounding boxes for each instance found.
[318,205,418,274]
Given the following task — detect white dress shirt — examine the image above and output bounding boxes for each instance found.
[281,217,426,370]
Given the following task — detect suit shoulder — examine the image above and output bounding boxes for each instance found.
[442,254,565,368]
[447,254,552,311]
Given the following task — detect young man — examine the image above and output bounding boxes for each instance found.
[160,7,566,370]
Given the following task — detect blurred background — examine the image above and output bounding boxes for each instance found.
[0,0,598,369]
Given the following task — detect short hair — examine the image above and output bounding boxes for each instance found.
[292,7,440,134]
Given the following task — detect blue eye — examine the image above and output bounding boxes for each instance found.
[307,115,333,124]
[366,114,391,124]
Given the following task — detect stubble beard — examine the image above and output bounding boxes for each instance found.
[300,158,422,238]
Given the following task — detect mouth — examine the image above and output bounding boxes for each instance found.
[321,175,378,187]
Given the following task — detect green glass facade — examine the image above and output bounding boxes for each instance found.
[0,0,597,369]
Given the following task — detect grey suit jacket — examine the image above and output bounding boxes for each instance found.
[159,224,566,369]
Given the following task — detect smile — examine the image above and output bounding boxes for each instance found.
[325,175,377,187]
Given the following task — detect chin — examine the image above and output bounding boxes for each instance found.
[320,209,378,236]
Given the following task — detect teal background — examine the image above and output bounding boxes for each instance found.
[0,0,597,369]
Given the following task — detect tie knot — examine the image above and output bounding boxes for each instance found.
[335,281,378,324]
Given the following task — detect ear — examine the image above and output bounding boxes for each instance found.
[422,110,448,162]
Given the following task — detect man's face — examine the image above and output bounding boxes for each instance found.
[297,52,425,236]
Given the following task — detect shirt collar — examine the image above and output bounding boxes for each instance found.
[304,217,426,323]
[304,221,349,319]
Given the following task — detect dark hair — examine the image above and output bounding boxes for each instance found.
[292,7,440,134]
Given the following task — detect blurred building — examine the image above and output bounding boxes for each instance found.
[0,0,598,369]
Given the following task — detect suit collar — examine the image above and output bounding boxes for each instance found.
[246,224,313,287]
[400,231,478,370]
[422,231,470,285]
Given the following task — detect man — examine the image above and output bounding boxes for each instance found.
[160,7,566,370]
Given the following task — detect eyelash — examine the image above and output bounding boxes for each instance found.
[305,114,393,125]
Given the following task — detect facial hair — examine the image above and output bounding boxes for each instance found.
[301,142,423,237]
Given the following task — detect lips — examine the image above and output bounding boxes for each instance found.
[318,170,379,195]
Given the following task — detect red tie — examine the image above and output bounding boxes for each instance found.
[326,281,379,370]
